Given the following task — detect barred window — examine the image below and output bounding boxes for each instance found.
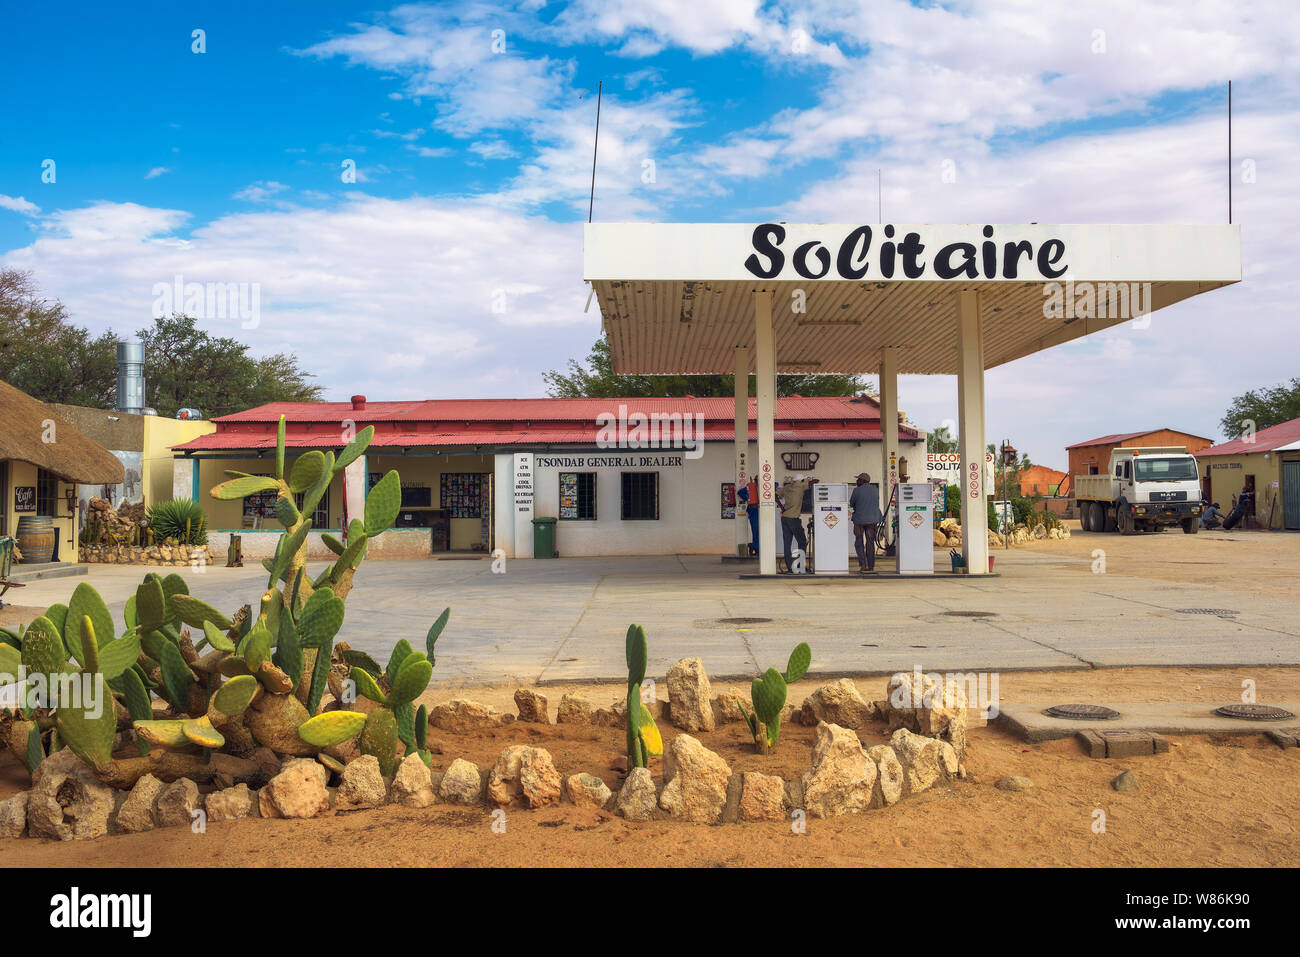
[294,488,329,529]
[560,472,597,520]
[621,472,659,521]
[36,469,60,516]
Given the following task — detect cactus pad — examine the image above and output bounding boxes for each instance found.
[297,710,366,747]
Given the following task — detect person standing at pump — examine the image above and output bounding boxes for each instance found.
[779,474,814,573]
[737,476,760,557]
[849,472,883,573]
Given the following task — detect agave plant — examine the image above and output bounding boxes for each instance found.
[145,498,209,545]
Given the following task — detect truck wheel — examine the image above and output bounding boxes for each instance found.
[1118,503,1136,535]
[1182,517,1198,534]
[1102,505,1117,533]
[1079,504,1092,532]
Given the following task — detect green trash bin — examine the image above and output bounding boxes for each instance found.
[532,516,557,558]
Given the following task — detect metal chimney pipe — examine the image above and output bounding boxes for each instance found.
[116,340,146,414]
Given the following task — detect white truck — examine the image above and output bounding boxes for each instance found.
[1074,446,1204,535]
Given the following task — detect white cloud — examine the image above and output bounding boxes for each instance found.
[234,181,291,202]
[144,167,172,180]
[469,139,517,159]
[0,195,592,400]
[0,195,40,216]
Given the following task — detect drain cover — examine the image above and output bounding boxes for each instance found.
[943,610,996,618]
[1176,608,1238,616]
[1043,704,1121,720]
[1214,704,1296,721]
[717,617,773,625]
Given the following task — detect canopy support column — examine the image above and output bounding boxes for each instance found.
[733,346,751,556]
[879,346,900,514]
[957,290,990,575]
[754,290,778,575]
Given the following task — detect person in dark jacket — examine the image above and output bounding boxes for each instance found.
[849,472,884,572]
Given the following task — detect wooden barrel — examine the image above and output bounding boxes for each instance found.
[15,516,57,564]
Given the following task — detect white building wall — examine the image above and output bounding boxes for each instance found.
[494,440,914,557]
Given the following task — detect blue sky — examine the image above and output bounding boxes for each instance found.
[3,0,1298,469]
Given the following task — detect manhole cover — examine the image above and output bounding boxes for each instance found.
[943,610,997,618]
[717,617,773,625]
[1176,608,1238,616]
[1043,704,1121,720]
[1214,704,1295,721]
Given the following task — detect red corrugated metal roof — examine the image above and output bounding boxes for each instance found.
[173,426,899,453]
[213,395,885,423]
[174,393,921,453]
[1195,417,1300,457]
[1066,430,1156,449]
[1066,428,1212,450]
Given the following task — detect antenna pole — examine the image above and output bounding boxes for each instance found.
[1227,80,1232,225]
[588,81,603,224]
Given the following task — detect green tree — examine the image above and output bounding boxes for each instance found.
[1,270,324,416]
[1221,378,1300,436]
[543,336,868,398]
[927,425,958,453]
[0,269,119,406]
[139,314,322,417]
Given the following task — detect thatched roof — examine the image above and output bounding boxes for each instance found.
[0,380,125,485]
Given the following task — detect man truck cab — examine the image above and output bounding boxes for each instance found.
[1074,447,1203,535]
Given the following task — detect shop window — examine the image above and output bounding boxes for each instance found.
[621,472,659,521]
[440,474,483,518]
[560,472,596,520]
[36,469,59,516]
[294,488,330,529]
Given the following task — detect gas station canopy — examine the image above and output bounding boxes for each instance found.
[585,223,1241,375]
[583,221,1241,577]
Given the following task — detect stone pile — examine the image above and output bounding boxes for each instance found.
[79,543,217,567]
[0,666,973,841]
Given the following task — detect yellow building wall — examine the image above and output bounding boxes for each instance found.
[144,418,215,507]
[3,459,79,562]
[194,455,346,530]
[368,453,492,551]
[1201,452,1284,529]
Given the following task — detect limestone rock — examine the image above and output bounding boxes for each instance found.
[995,775,1033,792]
[0,791,28,838]
[390,753,436,808]
[738,771,786,822]
[1111,770,1139,792]
[155,778,200,828]
[614,767,658,821]
[659,734,732,823]
[28,749,114,841]
[889,728,946,794]
[259,758,330,819]
[429,699,509,733]
[115,773,164,834]
[711,690,748,725]
[438,758,483,805]
[932,528,948,547]
[801,678,873,730]
[666,657,715,732]
[867,744,904,806]
[206,784,258,821]
[883,670,969,760]
[565,772,612,809]
[487,745,563,808]
[556,694,594,725]
[513,689,550,724]
[335,755,387,809]
[801,722,877,818]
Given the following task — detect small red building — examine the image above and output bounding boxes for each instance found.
[1064,429,1213,493]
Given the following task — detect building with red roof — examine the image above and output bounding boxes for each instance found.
[1065,428,1214,491]
[1195,417,1300,530]
[172,394,925,557]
